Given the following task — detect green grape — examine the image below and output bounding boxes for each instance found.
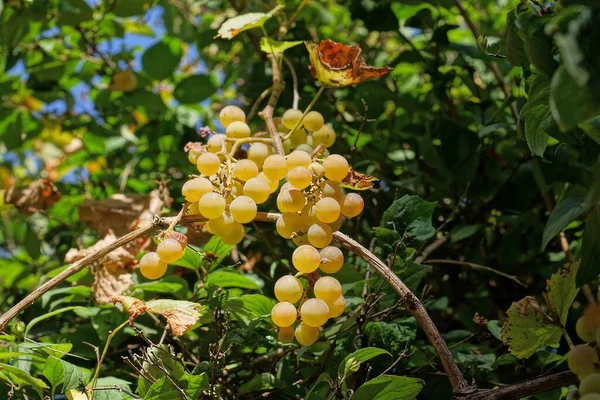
[303,111,324,132]
[274,116,290,134]
[188,147,202,164]
[319,246,344,274]
[229,195,257,223]
[282,108,304,130]
[292,244,321,273]
[187,201,200,215]
[208,212,235,236]
[580,373,600,396]
[301,202,318,228]
[243,177,271,204]
[156,238,184,263]
[139,252,168,280]
[219,105,245,128]
[568,344,599,378]
[258,172,279,193]
[287,150,312,169]
[207,133,230,153]
[263,155,288,181]
[323,154,349,182]
[274,275,303,303]
[247,143,271,168]
[226,121,251,139]
[287,166,312,189]
[300,298,329,327]
[312,124,336,148]
[314,276,342,303]
[182,177,213,202]
[199,192,226,219]
[196,152,221,176]
[220,222,245,245]
[577,305,600,342]
[320,180,342,200]
[271,302,297,327]
[278,326,295,344]
[295,322,319,346]
[327,295,345,318]
[307,223,333,248]
[341,193,364,218]
[233,159,259,182]
[289,128,308,148]
[309,162,325,179]
[276,212,303,239]
[296,144,314,154]
[282,138,292,154]
[315,197,341,224]
[292,232,310,246]
[277,189,305,213]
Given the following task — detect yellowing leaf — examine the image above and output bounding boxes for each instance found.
[215,5,283,39]
[546,261,579,325]
[260,38,303,55]
[22,95,44,111]
[340,168,378,190]
[108,69,138,92]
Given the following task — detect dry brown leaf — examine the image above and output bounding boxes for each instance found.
[112,295,148,321]
[92,267,134,305]
[340,167,378,190]
[4,179,61,214]
[108,69,137,92]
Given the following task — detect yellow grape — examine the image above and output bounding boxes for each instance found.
[219,105,245,128]
[341,193,364,218]
[230,181,244,198]
[287,150,312,169]
[300,298,329,327]
[303,111,324,132]
[278,326,295,344]
[292,244,321,273]
[319,246,344,274]
[271,302,297,327]
[312,124,336,148]
[243,177,271,204]
[581,395,600,400]
[199,192,226,219]
[323,154,349,182]
[580,373,600,396]
[182,177,213,202]
[307,223,333,248]
[258,172,279,193]
[280,182,293,192]
[188,147,202,164]
[276,212,303,239]
[568,344,599,378]
[315,197,341,224]
[196,152,221,176]
[329,215,344,231]
[208,212,235,236]
[576,305,600,342]
[139,251,168,279]
[274,116,290,134]
[314,276,342,303]
[220,222,245,245]
[66,389,88,400]
[287,166,312,189]
[156,238,184,263]
[247,143,271,168]
[295,322,319,346]
[320,180,342,200]
[274,275,303,303]
[309,162,325,179]
[327,296,345,318]
[289,128,308,148]
[282,108,304,130]
[207,133,229,153]
[226,121,251,139]
[187,201,200,215]
[292,233,310,246]
[233,159,259,181]
[229,196,257,223]
[296,144,314,154]
[263,155,288,181]
[301,202,318,228]
[277,189,305,213]
[282,138,292,154]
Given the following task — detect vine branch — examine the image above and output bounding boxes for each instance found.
[259,56,286,156]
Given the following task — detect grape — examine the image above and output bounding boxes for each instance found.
[220,222,245,245]
[277,189,305,213]
[312,124,336,148]
[580,373,600,396]
[188,147,202,164]
[199,192,226,219]
[303,111,324,132]
[568,344,599,378]
[328,296,346,318]
[226,121,251,139]
[166,231,188,249]
[576,305,600,342]
[187,201,200,215]
[280,182,293,192]
[271,302,297,327]
[282,138,292,154]
[207,133,229,153]
[323,155,349,182]
[229,196,257,223]
[219,105,245,128]
[278,326,295,344]
[295,322,319,346]
[139,252,168,279]
[208,212,235,236]
[314,276,342,303]
[196,152,221,176]
[292,244,321,273]
[182,178,213,202]
[320,180,342,200]
[289,128,308,148]
[156,238,184,263]
[231,181,244,197]
[233,159,259,181]
[66,389,89,400]
[287,150,312,169]
[341,193,364,218]
[315,197,341,224]
[274,275,303,303]
[282,109,304,130]
[319,246,344,274]
[247,143,271,168]
[581,395,600,400]
[309,162,325,179]
[258,172,279,193]
[263,155,288,181]
[292,233,310,246]
[301,202,318,228]
[300,298,329,327]
[243,177,271,204]
[287,166,312,189]
[276,212,303,239]
[296,144,314,153]
[329,215,344,231]
[307,223,333,248]
[274,116,290,134]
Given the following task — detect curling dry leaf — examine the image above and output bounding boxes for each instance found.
[4,179,61,214]
[215,5,282,40]
[305,40,392,87]
[340,168,378,190]
[108,69,138,92]
[92,267,134,305]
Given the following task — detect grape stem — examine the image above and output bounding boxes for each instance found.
[260,56,286,156]
[282,85,326,141]
[227,136,273,158]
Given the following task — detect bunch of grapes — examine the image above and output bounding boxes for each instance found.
[138,231,188,279]
[567,305,600,400]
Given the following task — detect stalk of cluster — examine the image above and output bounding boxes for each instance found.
[566,304,600,400]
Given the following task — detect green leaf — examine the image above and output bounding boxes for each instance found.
[142,37,183,81]
[238,373,278,394]
[521,74,551,157]
[206,270,260,290]
[57,0,93,26]
[203,236,234,264]
[225,294,276,322]
[94,377,133,400]
[42,356,63,389]
[173,74,216,104]
[505,9,528,67]
[259,38,303,55]
[25,306,85,335]
[170,246,203,270]
[0,363,48,398]
[364,319,417,354]
[111,0,147,17]
[380,195,437,245]
[547,262,579,325]
[181,372,209,398]
[305,373,332,400]
[338,347,391,378]
[450,224,483,243]
[132,275,189,296]
[550,66,600,131]
[579,209,600,286]
[542,195,587,250]
[487,320,503,341]
[43,355,90,392]
[215,5,283,39]
[144,377,181,400]
[352,375,423,400]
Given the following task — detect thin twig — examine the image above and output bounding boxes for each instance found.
[425,259,526,287]
[247,87,272,122]
[259,56,286,156]
[283,56,300,109]
[88,320,129,399]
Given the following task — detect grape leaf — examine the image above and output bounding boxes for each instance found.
[260,38,303,55]
[547,261,579,325]
[215,5,283,40]
[353,375,423,400]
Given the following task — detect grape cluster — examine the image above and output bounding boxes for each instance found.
[139,232,188,279]
[567,305,600,400]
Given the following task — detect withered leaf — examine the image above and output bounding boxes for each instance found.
[4,179,61,214]
[340,167,378,190]
[215,5,283,40]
